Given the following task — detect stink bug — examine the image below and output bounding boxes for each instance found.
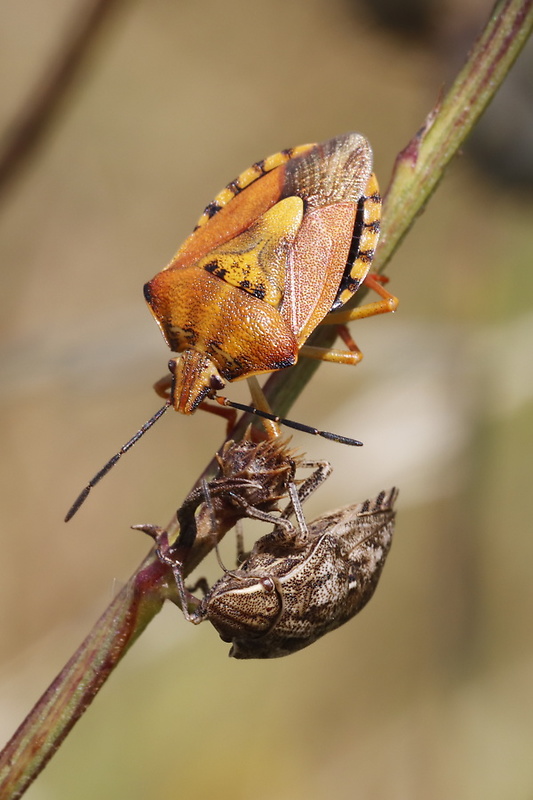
[145,131,396,416]
[65,133,397,520]
[155,487,398,659]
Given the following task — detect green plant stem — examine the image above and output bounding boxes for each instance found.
[377,0,533,269]
[1,1,531,796]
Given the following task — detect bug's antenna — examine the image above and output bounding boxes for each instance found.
[65,402,171,522]
[215,398,363,447]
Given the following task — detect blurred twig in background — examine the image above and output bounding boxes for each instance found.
[0,0,125,203]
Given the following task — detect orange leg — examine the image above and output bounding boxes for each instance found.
[300,273,397,365]
[322,273,398,325]
[245,375,281,439]
[197,400,238,435]
[153,373,172,400]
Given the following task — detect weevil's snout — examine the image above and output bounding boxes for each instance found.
[168,351,225,414]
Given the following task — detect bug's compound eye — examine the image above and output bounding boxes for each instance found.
[260,577,276,592]
[168,358,178,375]
[209,374,225,391]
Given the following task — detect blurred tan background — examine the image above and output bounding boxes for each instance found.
[1,0,532,798]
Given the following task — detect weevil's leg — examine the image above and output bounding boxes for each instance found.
[291,460,332,508]
[225,491,296,536]
[286,481,308,544]
[214,542,232,573]
[235,521,247,564]
[175,483,208,550]
[176,478,261,551]
[201,477,217,537]
[280,460,332,521]
[246,375,281,439]
[322,273,399,325]
[156,545,207,624]
[132,523,207,622]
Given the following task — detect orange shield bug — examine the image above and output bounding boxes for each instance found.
[144,132,396,416]
[65,133,397,520]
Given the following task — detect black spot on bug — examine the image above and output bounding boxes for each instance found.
[227,180,242,195]
[204,260,228,280]
[204,201,222,219]
[253,159,266,174]
[358,249,375,264]
[271,355,297,370]
[341,277,362,295]
[207,338,224,353]
[169,325,198,348]
[143,282,153,304]
[209,374,225,390]
[236,277,266,301]
[364,220,381,233]
[251,284,266,300]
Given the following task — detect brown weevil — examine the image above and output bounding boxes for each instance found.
[155,486,397,659]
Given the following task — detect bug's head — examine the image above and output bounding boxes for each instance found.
[168,351,225,414]
[205,574,283,648]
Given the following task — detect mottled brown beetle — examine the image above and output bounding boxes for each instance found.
[155,487,397,659]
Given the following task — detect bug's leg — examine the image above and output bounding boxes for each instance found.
[246,375,281,439]
[299,325,363,365]
[322,273,399,325]
[300,274,398,365]
[131,522,206,623]
[235,521,247,564]
[225,491,296,536]
[197,400,238,436]
[176,477,262,554]
[298,342,363,365]
[286,481,309,544]
[153,373,172,400]
[280,459,332,521]
[157,545,207,624]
